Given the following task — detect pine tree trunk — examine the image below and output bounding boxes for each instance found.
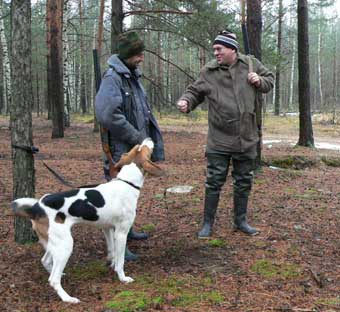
[247,0,263,169]
[46,0,64,138]
[297,0,314,147]
[111,0,123,53]
[93,0,105,132]
[11,0,36,243]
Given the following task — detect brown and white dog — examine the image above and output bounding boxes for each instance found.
[11,138,164,303]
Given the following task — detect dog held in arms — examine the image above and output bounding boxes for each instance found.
[11,138,164,303]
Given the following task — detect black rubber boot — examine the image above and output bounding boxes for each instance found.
[234,197,258,235]
[125,246,138,261]
[127,227,149,240]
[197,193,219,238]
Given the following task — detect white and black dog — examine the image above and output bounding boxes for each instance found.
[11,138,164,303]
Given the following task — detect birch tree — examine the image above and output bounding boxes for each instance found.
[0,0,11,114]
[63,0,71,127]
[316,4,324,108]
[332,20,338,123]
[78,0,87,114]
[274,0,283,116]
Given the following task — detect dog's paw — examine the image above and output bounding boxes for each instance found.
[63,296,80,304]
[122,276,134,283]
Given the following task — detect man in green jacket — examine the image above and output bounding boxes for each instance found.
[177,30,274,237]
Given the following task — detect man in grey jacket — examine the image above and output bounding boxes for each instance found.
[95,32,164,260]
[177,30,274,237]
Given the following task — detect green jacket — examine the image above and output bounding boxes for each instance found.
[180,53,274,153]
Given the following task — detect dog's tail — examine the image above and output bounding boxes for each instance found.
[11,198,46,220]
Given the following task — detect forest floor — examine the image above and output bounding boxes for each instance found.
[0,113,340,312]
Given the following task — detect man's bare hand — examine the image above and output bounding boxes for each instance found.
[177,100,189,113]
[248,72,261,87]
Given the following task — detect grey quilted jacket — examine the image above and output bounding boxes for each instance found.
[95,55,164,163]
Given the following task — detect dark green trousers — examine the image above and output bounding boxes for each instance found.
[205,151,255,198]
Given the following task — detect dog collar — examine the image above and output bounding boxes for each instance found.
[116,178,141,191]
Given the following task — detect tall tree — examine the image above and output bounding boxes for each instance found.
[0,0,11,115]
[297,0,314,147]
[111,0,123,53]
[332,20,338,123]
[92,0,105,132]
[247,0,263,169]
[63,0,71,127]
[46,0,64,138]
[10,0,35,243]
[274,0,283,116]
[78,0,87,114]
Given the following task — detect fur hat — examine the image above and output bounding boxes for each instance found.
[213,31,239,51]
[117,32,145,59]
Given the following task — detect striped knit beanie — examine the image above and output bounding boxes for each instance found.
[213,31,239,51]
[117,32,145,59]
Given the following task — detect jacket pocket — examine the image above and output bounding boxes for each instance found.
[240,112,257,141]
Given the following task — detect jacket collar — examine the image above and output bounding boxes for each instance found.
[107,54,142,78]
[205,52,249,70]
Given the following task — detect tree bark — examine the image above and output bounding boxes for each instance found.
[332,22,338,124]
[274,0,282,116]
[111,0,123,53]
[247,0,263,169]
[78,0,87,114]
[46,0,64,138]
[10,0,36,243]
[93,0,105,132]
[288,38,296,111]
[0,0,11,115]
[317,12,323,108]
[63,0,71,127]
[297,0,314,147]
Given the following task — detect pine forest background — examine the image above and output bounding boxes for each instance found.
[0,0,339,119]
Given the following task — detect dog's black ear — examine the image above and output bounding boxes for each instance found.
[142,160,165,177]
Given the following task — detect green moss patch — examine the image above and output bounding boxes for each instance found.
[321,156,340,167]
[106,290,160,312]
[140,223,156,232]
[315,297,340,306]
[67,260,108,280]
[251,259,300,279]
[208,238,226,248]
[105,274,225,311]
[269,156,317,170]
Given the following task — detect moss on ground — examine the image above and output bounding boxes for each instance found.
[105,273,225,311]
[251,259,301,279]
[321,156,340,167]
[208,238,226,248]
[68,260,108,280]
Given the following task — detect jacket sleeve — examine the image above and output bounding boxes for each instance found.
[179,71,209,112]
[253,57,274,93]
[95,71,142,145]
